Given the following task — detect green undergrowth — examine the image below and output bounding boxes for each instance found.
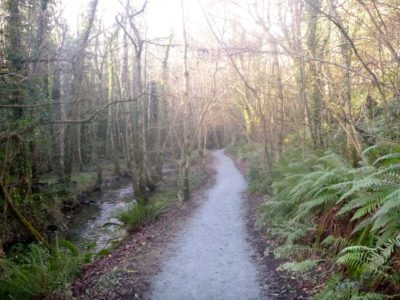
[117,202,167,232]
[231,142,400,299]
[0,239,90,299]
[72,172,98,193]
[40,172,97,192]
[227,143,270,195]
[117,154,209,232]
[2,160,130,248]
[0,156,210,299]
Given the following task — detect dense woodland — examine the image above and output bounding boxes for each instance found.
[1,0,400,298]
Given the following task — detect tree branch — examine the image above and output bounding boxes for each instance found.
[46,94,147,124]
[0,98,95,109]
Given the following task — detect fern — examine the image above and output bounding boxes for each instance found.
[337,237,400,284]
[372,189,400,223]
[322,235,350,253]
[260,146,400,299]
[316,273,388,300]
[339,177,384,202]
[374,153,400,166]
[278,259,322,274]
[0,239,85,299]
[338,190,390,217]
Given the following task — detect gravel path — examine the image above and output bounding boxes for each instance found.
[150,149,263,300]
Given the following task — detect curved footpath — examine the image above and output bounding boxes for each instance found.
[150,149,263,300]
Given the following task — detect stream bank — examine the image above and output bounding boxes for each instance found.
[72,155,214,299]
[66,180,132,253]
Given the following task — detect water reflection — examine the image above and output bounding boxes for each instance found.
[67,181,134,253]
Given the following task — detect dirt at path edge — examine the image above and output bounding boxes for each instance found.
[72,158,216,300]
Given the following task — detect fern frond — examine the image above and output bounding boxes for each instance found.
[351,201,383,221]
[362,144,381,157]
[374,153,400,166]
[352,217,374,234]
[338,191,389,216]
[300,193,338,212]
[372,188,400,222]
[339,177,384,202]
[278,259,322,274]
[322,235,350,252]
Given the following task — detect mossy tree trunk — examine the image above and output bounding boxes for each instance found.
[1,183,49,249]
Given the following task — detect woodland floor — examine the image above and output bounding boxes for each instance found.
[72,150,314,300]
[233,158,314,300]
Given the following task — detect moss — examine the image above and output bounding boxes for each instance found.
[72,172,97,192]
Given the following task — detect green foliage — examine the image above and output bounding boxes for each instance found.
[247,164,270,195]
[227,143,269,194]
[188,168,207,188]
[316,273,387,300]
[259,144,400,298]
[336,237,400,283]
[278,259,322,274]
[72,172,98,192]
[117,202,166,232]
[0,239,87,299]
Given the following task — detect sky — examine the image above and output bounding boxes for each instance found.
[60,0,284,59]
[61,0,205,38]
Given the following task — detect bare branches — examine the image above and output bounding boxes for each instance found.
[306,0,386,99]
[0,95,147,146]
[0,98,95,109]
[199,0,258,97]
[128,0,147,19]
[115,0,147,55]
[47,94,150,124]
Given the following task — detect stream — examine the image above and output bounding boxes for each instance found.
[66,180,133,253]
[66,161,176,253]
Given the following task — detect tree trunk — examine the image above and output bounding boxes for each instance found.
[181,0,191,201]
[91,124,102,190]
[271,42,285,158]
[306,0,324,149]
[329,0,362,165]
[1,183,49,249]
[292,0,311,157]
